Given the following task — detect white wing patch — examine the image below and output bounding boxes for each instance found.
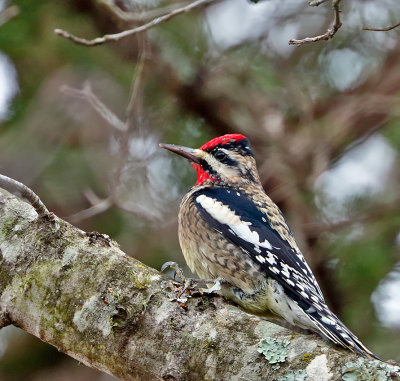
[196,194,272,250]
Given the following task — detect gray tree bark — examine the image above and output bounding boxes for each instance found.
[0,188,399,381]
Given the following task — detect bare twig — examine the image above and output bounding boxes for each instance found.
[82,188,106,206]
[61,50,160,222]
[126,49,146,118]
[66,196,113,223]
[362,22,400,32]
[308,0,328,7]
[0,5,19,27]
[308,0,329,6]
[61,82,127,131]
[0,174,50,217]
[289,0,342,45]
[54,0,214,47]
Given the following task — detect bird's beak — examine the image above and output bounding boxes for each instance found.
[159,143,201,164]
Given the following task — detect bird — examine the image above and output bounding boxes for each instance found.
[159,133,378,359]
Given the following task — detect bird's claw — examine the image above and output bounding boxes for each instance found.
[206,279,222,293]
[178,278,222,298]
[161,261,223,299]
[161,261,185,282]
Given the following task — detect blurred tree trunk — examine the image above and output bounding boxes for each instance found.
[0,188,399,380]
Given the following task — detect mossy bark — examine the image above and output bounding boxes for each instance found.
[0,188,398,381]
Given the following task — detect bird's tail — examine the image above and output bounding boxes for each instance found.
[307,308,380,360]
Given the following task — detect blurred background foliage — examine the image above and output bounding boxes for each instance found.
[0,0,399,379]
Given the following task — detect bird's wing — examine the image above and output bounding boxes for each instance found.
[193,187,324,304]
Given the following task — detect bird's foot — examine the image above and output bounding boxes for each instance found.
[179,278,222,298]
[161,261,222,299]
[161,261,186,282]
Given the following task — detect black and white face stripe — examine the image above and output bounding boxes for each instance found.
[198,158,219,179]
[200,146,256,183]
[205,138,254,157]
[211,149,239,167]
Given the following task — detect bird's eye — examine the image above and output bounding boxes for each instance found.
[214,151,227,161]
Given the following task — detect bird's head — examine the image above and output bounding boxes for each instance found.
[160,134,261,186]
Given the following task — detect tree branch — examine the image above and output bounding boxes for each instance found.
[0,188,399,379]
[0,174,50,217]
[308,0,329,6]
[54,0,214,47]
[289,0,342,45]
[362,22,400,32]
[0,5,19,27]
[61,82,127,131]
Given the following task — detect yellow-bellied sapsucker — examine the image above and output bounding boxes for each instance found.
[160,133,378,359]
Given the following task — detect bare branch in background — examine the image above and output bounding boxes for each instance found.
[99,0,192,23]
[289,0,342,45]
[0,5,19,27]
[362,21,400,32]
[54,0,214,47]
[61,82,127,131]
[308,0,329,6]
[66,193,113,223]
[0,174,50,217]
[126,49,146,119]
[61,52,167,223]
[83,188,109,207]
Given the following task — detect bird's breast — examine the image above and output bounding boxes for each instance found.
[178,189,266,293]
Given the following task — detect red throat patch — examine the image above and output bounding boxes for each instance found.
[193,134,247,185]
[192,163,214,185]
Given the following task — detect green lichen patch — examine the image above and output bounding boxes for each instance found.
[129,269,151,289]
[1,220,15,237]
[0,268,11,291]
[342,358,400,381]
[278,369,307,381]
[257,337,290,364]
